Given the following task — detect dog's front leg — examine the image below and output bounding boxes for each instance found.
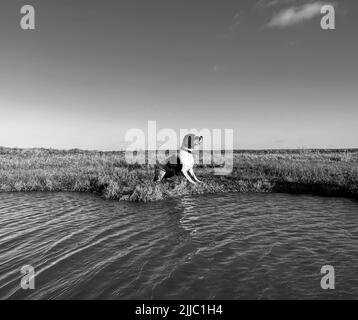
[189,168,202,183]
[181,168,196,184]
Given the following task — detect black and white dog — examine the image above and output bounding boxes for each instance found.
[154,134,203,184]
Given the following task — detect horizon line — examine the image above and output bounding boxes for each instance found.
[1,146,357,153]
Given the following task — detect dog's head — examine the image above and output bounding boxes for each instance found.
[182,134,203,150]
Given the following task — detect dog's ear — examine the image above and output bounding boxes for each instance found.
[188,135,192,149]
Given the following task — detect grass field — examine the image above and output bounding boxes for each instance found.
[0,147,357,201]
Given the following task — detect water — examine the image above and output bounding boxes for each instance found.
[0,192,357,300]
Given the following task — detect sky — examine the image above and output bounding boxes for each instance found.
[0,0,357,150]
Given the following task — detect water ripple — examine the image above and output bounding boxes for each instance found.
[0,192,358,299]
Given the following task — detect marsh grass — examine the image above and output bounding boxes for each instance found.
[0,147,357,201]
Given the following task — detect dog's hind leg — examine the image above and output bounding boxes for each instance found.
[154,166,166,182]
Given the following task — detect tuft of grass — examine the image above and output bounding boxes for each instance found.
[0,147,357,201]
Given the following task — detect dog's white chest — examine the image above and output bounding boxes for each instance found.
[179,150,194,169]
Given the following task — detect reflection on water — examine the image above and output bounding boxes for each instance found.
[0,192,358,300]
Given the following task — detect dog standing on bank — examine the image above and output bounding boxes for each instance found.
[154,134,203,184]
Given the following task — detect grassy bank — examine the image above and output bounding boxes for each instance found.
[0,147,357,201]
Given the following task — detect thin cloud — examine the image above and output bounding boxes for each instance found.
[267,1,330,28]
[256,0,296,10]
[229,11,241,31]
[217,11,241,39]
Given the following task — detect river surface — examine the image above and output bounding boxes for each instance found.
[0,192,357,300]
